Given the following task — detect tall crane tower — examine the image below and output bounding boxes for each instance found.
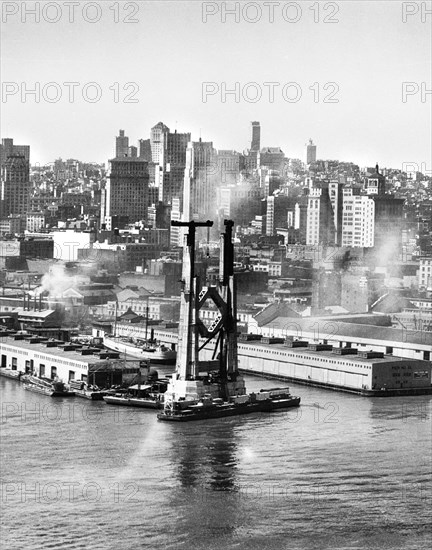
[163,219,246,407]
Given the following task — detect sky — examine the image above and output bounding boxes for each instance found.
[1,0,431,170]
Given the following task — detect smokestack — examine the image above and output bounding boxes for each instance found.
[39,295,42,311]
[34,295,37,311]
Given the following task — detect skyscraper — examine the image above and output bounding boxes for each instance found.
[305,180,335,246]
[102,157,150,228]
[115,130,129,158]
[183,139,217,221]
[306,139,317,165]
[150,122,169,164]
[162,130,191,205]
[250,121,260,152]
[1,154,30,217]
[341,191,375,248]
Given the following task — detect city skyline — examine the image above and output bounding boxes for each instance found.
[1,1,431,168]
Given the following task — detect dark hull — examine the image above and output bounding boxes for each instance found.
[103,395,162,409]
[157,396,300,422]
[23,384,75,397]
[74,390,106,400]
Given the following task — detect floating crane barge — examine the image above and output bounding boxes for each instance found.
[157,219,300,422]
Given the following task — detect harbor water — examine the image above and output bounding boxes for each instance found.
[1,373,431,550]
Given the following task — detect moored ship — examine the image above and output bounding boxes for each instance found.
[103,335,176,364]
[69,380,106,400]
[103,379,169,409]
[22,375,75,397]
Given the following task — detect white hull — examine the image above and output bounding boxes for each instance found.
[103,336,176,364]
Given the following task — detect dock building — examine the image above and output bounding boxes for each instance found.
[0,333,139,386]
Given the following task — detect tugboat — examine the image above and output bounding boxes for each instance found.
[157,219,301,422]
[23,375,75,397]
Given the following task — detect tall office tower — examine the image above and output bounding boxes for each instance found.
[115,130,129,158]
[305,180,335,246]
[306,139,317,165]
[102,157,149,228]
[328,179,344,245]
[0,138,30,166]
[0,154,30,216]
[365,163,386,195]
[138,139,152,162]
[150,122,169,164]
[250,121,261,152]
[183,139,217,222]
[161,130,191,205]
[341,191,375,248]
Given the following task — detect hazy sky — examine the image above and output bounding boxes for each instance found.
[1,1,431,170]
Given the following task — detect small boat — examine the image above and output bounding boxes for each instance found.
[103,380,168,409]
[103,335,176,364]
[68,380,106,400]
[0,368,24,381]
[22,375,75,397]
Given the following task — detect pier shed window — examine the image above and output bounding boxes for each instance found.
[39,364,45,377]
[51,366,57,379]
[11,357,17,370]
[68,371,75,381]
[386,347,393,354]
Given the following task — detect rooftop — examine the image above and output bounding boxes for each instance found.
[0,335,136,370]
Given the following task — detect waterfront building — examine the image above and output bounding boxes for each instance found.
[234,340,431,395]
[143,326,431,395]
[0,334,138,386]
[247,315,431,362]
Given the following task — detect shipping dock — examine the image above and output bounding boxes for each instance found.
[157,219,300,422]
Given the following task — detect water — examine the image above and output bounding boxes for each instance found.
[1,374,431,550]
